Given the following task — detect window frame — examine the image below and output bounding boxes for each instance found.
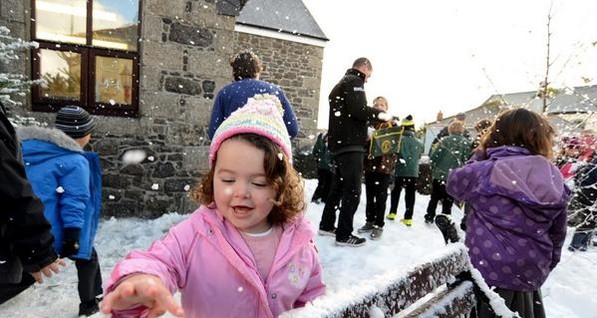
[30,0,142,117]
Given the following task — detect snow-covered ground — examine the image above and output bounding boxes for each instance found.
[2,179,597,317]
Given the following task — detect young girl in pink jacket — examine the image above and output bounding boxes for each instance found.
[101,95,326,317]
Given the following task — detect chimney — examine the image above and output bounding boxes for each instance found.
[436,110,443,122]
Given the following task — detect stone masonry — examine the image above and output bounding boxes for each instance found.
[0,0,324,218]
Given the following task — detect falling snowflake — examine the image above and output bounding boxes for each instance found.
[108,195,115,200]
[56,186,65,194]
[151,184,159,190]
[148,156,155,161]
[334,111,341,117]
[184,185,191,191]
[109,99,116,105]
[237,286,244,292]
[277,153,284,160]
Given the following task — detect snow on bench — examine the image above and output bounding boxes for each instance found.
[282,244,474,318]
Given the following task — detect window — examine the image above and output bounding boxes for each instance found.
[31,0,141,117]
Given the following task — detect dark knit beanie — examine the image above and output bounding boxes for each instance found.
[55,106,96,138]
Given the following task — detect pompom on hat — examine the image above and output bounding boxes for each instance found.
[401,115,415,127]
[209,94,292,165]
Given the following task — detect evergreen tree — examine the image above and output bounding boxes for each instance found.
[0,26,42,106]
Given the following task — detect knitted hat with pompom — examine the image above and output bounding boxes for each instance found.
[209,94,292,166]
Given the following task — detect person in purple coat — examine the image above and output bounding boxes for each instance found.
[446,108,571,318]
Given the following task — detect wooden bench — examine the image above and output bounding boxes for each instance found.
[282,245,475,318]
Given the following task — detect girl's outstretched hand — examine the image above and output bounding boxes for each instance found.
[101,274,184,318]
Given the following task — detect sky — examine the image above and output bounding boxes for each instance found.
[3,180,596,317]
[302,0,597,128]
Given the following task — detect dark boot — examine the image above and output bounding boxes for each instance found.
[78,298,99,317]
[568,231,591,252]
[435,214,460,244]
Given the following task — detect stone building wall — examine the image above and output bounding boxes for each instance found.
[0,0,323,218]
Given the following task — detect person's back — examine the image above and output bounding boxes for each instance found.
[447,108,570,318]
[395,129,423,178]
[19,126,94,251]
[327,68,379,154]
[208,51,298,139]
[430,133,471,182]
[18,106,103,316]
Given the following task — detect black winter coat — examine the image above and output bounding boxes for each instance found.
[327,68,381,155]
[0,103,57,284]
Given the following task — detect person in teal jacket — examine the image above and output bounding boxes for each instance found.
[18,106,103,317]
[388,115,423,226]
[311,131,333,204]
[424,120,471,223]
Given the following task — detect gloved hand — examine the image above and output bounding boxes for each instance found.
[60,228,81,258]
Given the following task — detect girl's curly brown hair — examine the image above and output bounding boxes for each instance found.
[480,108,556,160]
[191,133,305,225]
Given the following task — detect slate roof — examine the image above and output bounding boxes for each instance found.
[237,0,328,41]
[483,85,597,115]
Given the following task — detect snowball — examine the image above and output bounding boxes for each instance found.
[121,149,147,164]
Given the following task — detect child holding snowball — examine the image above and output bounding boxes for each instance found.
[101,95,326,318]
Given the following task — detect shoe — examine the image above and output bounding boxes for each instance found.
[387,212,396,220]
[318,228,336,237]
[335,235,367,247]
[435,214,460,244]
[78,299,100,317]
[568,245,588,252]
[370,226,383,240]
[424,214,435,224]
[400,218,412,226]
[357,222,375,233]
[568,231,591,252]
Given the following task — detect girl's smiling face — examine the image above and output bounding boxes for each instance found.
[213,138,276,234]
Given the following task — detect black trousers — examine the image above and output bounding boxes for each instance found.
[426,179,454,218]
[364,171,391,227]
[476,287,546,318]
[389,177,417,219]
[0,271,35,305]
[74,247,103,303]
[311,169,333,203]
[319,152,365,241]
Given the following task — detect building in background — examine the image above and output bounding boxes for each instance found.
[0,0,327,218]
[424,85,597,153]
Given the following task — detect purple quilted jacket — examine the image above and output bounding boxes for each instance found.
[447,146,571,291]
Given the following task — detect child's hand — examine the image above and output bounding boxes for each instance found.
[101,274,184,318]
[30,258,67,283]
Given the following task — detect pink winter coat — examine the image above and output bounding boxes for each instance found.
[105,206,326,317]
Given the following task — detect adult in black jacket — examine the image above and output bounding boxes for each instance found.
[318,57,390,247]
[0,102,65,304]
